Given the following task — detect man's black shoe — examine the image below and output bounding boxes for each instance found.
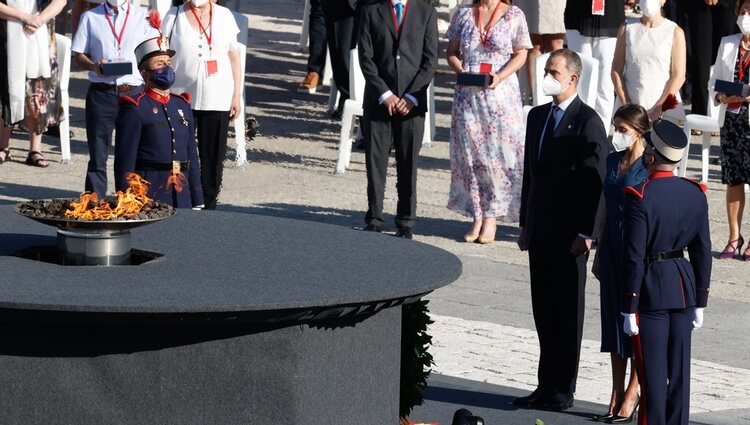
[395,227,413,239]
[361,223,382,232]
[544,392,574,411]
[512,388,550,407]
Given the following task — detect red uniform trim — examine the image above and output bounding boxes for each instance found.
[680,177,708,193]
[633,313,648,425]
[175,91,192,104]
[144,88,170,104]
[648,170,674,180]
[118,92,145,106]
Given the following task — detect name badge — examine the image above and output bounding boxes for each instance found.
[479,62,492,74]
[205,60,218,77]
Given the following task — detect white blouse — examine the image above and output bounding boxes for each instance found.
[162,4,240,111]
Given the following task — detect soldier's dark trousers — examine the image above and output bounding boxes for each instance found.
[634,308,692,425]
[84,85,142,198]
[193,109,230,210]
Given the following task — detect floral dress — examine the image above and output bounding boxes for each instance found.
[719,48,750,186]
[446,5,532,222]
[0,0,62,132]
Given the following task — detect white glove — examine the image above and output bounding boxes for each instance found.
[692,307,705,329]
[192,204,205,211]
[622,313,639,336]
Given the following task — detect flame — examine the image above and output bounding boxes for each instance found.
[165,171,187,193]
[64,173,152,220]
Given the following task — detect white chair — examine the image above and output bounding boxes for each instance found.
[422,80,436,147]
[532,52,599,108]
[679,67,720,182]
[299,0,311,50]
[231,11,249,167]
[55,33,72,164]
[335,48,364,174]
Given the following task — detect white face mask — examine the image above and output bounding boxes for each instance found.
[640,0,662,18]
[191,0,209,7]
[612,132,635,152]
[542,74,568,96]
[738,15,750,35]
[107,0,128,7]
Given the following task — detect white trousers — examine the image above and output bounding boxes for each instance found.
[566,29,617,135]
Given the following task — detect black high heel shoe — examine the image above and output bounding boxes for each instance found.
[609,397,639,423]
[590,412,614,422]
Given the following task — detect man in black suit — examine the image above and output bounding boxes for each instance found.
[357,0,438,239]
[321,0,358,117]
[516,49,607,410]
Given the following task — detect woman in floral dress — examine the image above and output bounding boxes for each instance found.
[0,0,66,167]
[446,0,532,243]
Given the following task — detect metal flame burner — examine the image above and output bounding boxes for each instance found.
[57,228,132,266]
[13,201,174,266]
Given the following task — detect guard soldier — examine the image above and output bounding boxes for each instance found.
[620,119,712,425]
[114,31,204,209]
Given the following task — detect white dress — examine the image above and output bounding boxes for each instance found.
[623,19,685,123]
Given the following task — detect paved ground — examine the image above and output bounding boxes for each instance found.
[1,1,749,423]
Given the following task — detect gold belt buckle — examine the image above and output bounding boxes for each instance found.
[172,161,181,175]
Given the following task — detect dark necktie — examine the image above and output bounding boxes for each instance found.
[539,104,558,159]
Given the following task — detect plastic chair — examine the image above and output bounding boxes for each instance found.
[422,80,436,147]
[335,48,364,174]
[230,11,249,167]
[679,67,720,182]
[55,33,72,164]
[532,52,599,108]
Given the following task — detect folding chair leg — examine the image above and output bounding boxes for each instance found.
[701,132,711,183]
[336,106,356,175]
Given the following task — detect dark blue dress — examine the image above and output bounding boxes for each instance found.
[599,150,647,357]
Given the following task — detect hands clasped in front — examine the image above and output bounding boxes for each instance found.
[383,95,414,116]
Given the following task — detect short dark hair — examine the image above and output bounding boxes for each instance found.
[548,48,582,81]
[613,104,651,136]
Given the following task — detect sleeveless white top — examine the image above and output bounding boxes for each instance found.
[623,19,679,112]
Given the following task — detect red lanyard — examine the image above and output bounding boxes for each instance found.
[390,1,409,34]
[189,2,213,50]
[476,1,503,50]
[739,46,750,83]
[104,2,130,51]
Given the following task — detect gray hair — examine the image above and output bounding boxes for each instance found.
[549,49,582,83]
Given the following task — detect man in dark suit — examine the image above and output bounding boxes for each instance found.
[621,119,711,425]
[357,0,438,239]
[516,49,607,410]
[321,0,358,117]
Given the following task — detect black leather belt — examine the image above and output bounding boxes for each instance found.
[644,249,684,264]
[91,83,140,92]
[135,160,189,172]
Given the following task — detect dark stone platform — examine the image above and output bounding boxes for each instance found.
[0,206,462,424]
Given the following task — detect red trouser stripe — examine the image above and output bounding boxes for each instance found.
[633,312,647,425]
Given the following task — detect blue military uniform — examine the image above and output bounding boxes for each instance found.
[622,169,712,425]
[114,88,204,208]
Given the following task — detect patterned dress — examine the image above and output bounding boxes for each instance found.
[446,5,532,221]
[0,0,62,132]
[719,48,750,186]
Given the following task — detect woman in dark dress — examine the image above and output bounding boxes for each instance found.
[592,104,650,422]
[713,0,750,261]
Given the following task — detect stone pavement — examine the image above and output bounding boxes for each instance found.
[1,0,749,423]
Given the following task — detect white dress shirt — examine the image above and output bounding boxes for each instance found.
[71,3,156,85]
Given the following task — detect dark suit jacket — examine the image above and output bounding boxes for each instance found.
[621,174,712,313]
[357,0,438,118]
[520,96,608,249]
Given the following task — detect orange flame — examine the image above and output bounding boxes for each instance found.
[64,173,152,220]
[165,171,187,193]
